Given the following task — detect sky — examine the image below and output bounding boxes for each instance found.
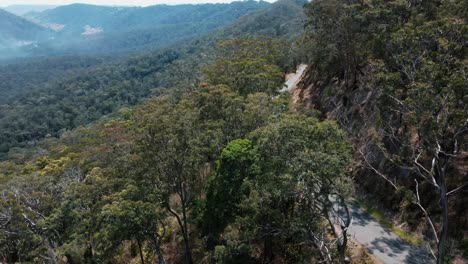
[0,0,274,7]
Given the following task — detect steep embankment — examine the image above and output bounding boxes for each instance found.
[295,8,467,262]
[286,64,434,264]
[293,62,468,239]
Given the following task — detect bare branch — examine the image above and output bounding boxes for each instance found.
[426,242,437,260]
[358,149,398,190]
[413,152,439,188]
[446,182,468,197]
[414,179,439,247]
[309,230,332,264]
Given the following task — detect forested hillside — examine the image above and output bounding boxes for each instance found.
[0,0,466,263]
[0,35,355,263]
[0,55,109,104]
[223,0,307,37]
[296,0,467,262]
[0,9,52,51]
[17,1,270,56]
[0,0,306,161]
[26,1,270,36]
[2,5,57,16]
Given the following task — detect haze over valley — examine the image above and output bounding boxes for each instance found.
[0,1,273,59]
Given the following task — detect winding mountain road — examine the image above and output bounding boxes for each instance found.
[284,65,433,264]
[282,63,308,92]
[348,203,433,264]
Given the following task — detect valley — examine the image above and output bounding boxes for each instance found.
[0,0,466,263]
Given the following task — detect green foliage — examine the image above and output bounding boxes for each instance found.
[0,48,180,160]
[204,38,287,96]
[0,55,108,104]
[0,4,352,261]
[214,245,226,263]
[224,0,308,39]
[203,139,259,246]
[0,0,307,160]
[98,185,161,256]
[200,113,352,262]
[205,58,284,96]
[303,0,467,260]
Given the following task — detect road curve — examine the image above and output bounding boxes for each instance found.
[281,64,308,93]
[348,203,433,264]
[286,64,433,264]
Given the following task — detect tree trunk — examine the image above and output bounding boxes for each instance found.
[263,235,273,263]
[325,196,351,263]
[339,198,351,263]
[181,200,194,264]
[436,160,448,264]
[84,243,94,264]
[137,239,145,264]
[338,232,348,264]
[156,243,166,264]
[167,201,193,264]
[152,236,166,264]
[65,254,75,264]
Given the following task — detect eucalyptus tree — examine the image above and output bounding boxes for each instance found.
[252,113,352,262]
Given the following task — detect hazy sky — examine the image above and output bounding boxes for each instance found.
[0,0,275,7]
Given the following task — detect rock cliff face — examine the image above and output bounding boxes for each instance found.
[293,64,468,242]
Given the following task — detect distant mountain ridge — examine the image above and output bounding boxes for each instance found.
[25,2,271,34]
[3,5,57,16]
[0,0,307,156]
[14,1,271,56]
[0,9,52,50]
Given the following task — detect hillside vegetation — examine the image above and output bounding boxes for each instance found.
[0,55,110,104]
[0,36,354,264]
[0,9,52,50]
[0,0,466,263]
[223,0,307,37]
[20,1,270,56]
[297,0,467,262]
[0,0,306,161]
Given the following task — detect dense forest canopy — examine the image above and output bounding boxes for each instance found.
[0,55,110,104]
[0,0,466,263]
[0,35,354,263]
